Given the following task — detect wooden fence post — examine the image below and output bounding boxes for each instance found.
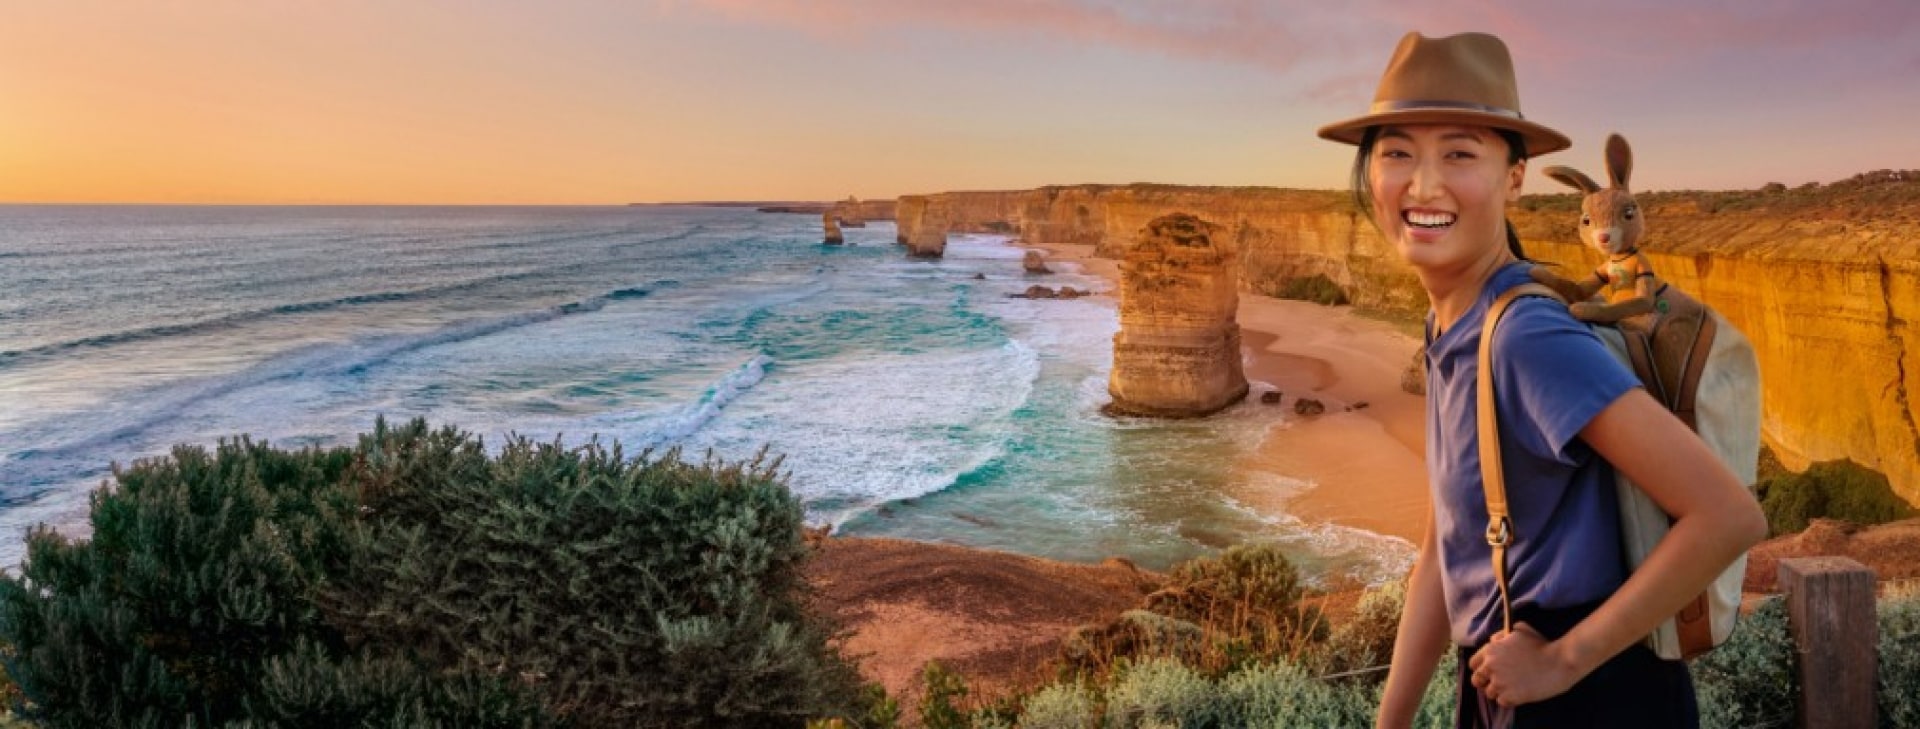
[1778,556,1876,729]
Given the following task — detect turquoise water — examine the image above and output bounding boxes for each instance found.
[0,205,1412,581]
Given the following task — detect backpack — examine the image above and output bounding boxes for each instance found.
[1477,282,1761,660]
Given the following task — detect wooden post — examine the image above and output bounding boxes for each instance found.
[1778,556,1876,729]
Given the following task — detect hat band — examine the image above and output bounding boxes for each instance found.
[1369,99,1525,120]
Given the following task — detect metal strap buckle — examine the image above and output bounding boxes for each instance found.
[1485,517,1512,547]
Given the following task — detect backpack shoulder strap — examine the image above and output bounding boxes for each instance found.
[1476,282,1565,635]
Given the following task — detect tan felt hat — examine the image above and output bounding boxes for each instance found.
[1318,31,1569,158]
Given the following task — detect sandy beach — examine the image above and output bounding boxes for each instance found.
[1039,241,1430,547]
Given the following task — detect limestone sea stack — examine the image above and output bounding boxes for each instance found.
[822,212,844,245]
[895,195,926,246]
[1105,213,1248,417]
[905,199,948,259]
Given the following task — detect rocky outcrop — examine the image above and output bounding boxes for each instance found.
[822,212,844,245]
[1023,250,1051,274]
[904,197,948,259]
[895,195,926,246]
[836,196,869,227]
[1105,213,1248,418]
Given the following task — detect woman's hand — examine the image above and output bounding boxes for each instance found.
[1467,623,1583,707]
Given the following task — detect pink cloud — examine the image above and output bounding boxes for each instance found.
[669,0,1321,72]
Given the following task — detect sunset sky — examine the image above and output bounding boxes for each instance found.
[2,1,1916,204]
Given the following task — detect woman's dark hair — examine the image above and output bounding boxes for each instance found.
[1349,126,1531,261]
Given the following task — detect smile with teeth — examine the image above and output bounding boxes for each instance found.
[1404,210,1457,229]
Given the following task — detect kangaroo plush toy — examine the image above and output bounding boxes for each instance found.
[1528,133,1679,326]
[1530,132,1716,403]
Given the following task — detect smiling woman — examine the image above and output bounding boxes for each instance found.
[1318,32,1765,729]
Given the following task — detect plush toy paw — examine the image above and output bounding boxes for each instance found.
[1569,301,1608,322]
[1528,267,1587,303]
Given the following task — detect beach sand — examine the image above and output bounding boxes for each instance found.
[1039,241,1430,546]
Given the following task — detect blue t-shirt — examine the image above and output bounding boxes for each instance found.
[1425,262,1643,646]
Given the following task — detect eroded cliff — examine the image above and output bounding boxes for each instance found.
[894,174,1920,506]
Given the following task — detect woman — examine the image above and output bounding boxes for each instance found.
[1315,33,1766,728]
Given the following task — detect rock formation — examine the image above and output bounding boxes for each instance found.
[822,212,843,245]
[1023,250,1052,274]
[1105,213,1248,418]
[895,195,926,246]
[903,198,948,259]
[837,196,867,227]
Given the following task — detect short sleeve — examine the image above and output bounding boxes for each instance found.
[1490,297,1642,465]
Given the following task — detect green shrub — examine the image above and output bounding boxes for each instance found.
[1692,597,1797,729]
[1274,274,1351,306]
[918,661,973,729]
[1149,543,1303,626]
[325,419,866,727]
[0,418,867,727]
[0,436,476,727]
[1313,581,1404,682]
[1881,585,1920,728]
[1015,682,1098,729]
[1756,458,1917,536]
[1103,658,1215,728]
[1215,660,1372,727]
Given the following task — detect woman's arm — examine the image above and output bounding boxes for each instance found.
[1377,512,1452,728]
[1467,387,1767,706]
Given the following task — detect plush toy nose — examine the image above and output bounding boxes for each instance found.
[1597,231,1611,245]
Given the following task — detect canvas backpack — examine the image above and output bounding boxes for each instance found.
[1477,282,1761,660]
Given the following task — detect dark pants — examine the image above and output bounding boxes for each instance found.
[1455,601,1698,729]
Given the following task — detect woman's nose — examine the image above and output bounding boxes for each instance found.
[1408,157,1443,201]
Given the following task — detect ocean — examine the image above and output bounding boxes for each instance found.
[0,205,1411,582]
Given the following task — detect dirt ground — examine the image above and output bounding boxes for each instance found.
[805,537,1157,707]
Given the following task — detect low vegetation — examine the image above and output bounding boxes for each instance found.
[1754,451,1917,536]
[1,422,1917,726]
[0,419,872,727]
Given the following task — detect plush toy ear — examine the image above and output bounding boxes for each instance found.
[1543,165,1602,194]
[1605,134,1633,189]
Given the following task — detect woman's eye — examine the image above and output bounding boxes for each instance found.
[1445,150,1477,160]
[1380,149,1411,159]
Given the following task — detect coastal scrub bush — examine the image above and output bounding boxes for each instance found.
[0,418,869,727]
[1312,580,1405,682]
[1148,543,1303,627]
[1013,681,1098,729]
[1102,658,1215,728]
[1880,584,1920,728]
[324,419,868,727]
[1692,597,1796,729]
[1274,274,1352,306]
[1756,458,1917,536]
[0,435,548,727]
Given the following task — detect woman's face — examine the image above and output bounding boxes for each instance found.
[1367,124,1524,273]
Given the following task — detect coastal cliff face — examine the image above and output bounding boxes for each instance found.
[831,197,896,223]
[1106,213,1248,417]
[894,177,1920,506]
[1512,193,1920,504]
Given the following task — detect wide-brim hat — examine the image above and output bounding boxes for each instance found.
[1318,32,1569,158]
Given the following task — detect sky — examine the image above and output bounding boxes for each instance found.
[1,1,1916,204]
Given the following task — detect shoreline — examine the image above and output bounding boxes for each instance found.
[1036,241,1429,547]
